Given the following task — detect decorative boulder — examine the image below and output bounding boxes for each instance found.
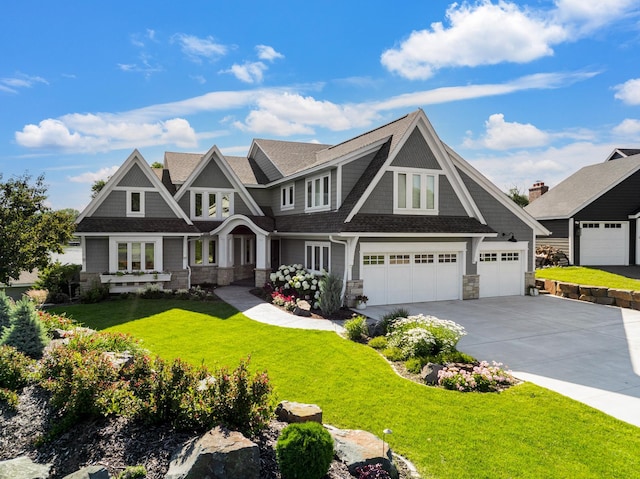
[275,400,323,424]
[0,456,51,479]
[62,466,110,479]
[101,351,135,370]
[420,363,445,385]
[328,427,399,479]
[293,300,312,317]
[165,426,259,479]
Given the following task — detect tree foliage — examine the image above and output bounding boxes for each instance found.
[0,297,49,359]
[0,174,76,284]
[91,178,108,198]
[507,186,529,208]
[150,161,163,169]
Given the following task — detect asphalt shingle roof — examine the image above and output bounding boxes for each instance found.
[76,218,199,233]
[252,139,330,177]
[164,152,202,184]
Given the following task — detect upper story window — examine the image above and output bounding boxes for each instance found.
[191,189,233,220]
[126,191,145,217]
[306,173,330,212]
[281,183,295,211]
[393,169,438,214]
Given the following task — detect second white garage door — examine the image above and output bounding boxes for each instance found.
[477,246,526,298]
[361,242,464,306]
[579,222,628,266]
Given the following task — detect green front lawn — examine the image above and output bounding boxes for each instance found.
[536,266,640,290]
[52,298,640,478]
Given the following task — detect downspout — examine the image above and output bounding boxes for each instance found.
[329,235,349,304]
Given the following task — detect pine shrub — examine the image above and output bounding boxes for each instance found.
[318,273,343,316]
[0,290,12,333]
[276,422,334,479]
[1,297,49,358]
[344,315,368,341]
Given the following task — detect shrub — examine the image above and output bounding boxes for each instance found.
[356,463,392,479]
[272,292,296,311]
[0,388,19,409]
[25,289,48,308]
[137,284,166,299]
[344,315,368,341]
[438,350,476,365]
[36,310,76,337]
[404,356,427,374]
[438,361,517,392]
[66,330,144,354]
[269,264,323,303]
[1,297,49,358]
[34,261,81,300]
[386,314,466,360]
[80,282,110,303]
[276,422,334,479]
[117,465,147,479]
[368,336,388,350]
[0,345,35,390]
[382,347,404,362]
[377,307,410,336]
[0,290,12,333]
[318,274,343,316]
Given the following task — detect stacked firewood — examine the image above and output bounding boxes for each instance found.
[536,245,570,267]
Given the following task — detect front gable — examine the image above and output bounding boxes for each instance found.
[390,128,442,170]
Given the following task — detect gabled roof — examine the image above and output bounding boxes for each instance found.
[250,139,330,177]
[525,153,640,220]
[164,151,202,184]
[605,148,640,161]
[226,155,270,185]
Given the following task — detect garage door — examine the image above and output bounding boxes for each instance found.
[580,222,628,266]
[478,250,525,298]
[361,243,464,306]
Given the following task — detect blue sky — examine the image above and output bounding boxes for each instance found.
[2,0,639,211]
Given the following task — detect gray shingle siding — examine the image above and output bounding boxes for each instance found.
[163,238,184,271]
[330,242,345,279]
[253,147,282,182]
[192,161,233,188]
[146,192,177,217]
[117,163,153,187]
[93,190,126,217]
[359,171,394,214]
[178,194,189,217]
[342,152,376,206]
[234,193,253,216]
[280,238,305,265]
[390,128,442,170]
[85,238,109,273]
[439,176,467,216]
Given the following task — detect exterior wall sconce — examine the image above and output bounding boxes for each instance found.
[502,232,518,242]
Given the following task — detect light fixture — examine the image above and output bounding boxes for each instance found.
[502,232,518,242]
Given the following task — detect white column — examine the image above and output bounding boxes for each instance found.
[256,234,267,269]
[218,233,229,267]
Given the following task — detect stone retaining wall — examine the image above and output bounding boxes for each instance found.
[536,279,640,310]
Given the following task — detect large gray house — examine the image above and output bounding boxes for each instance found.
[76,109,548,305]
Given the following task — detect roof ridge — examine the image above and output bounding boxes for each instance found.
[327,114,410,151]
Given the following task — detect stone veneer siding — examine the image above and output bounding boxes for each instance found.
[463,274,479,300]
[345,279,363,308]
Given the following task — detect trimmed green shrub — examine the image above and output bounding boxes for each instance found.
[80,282,110,303]
[318,273,343,316]
[0,290,13,333]
[34,261,80,301]
[0,345,35,390]
[276,421,334,479]
[344,315,368,341]
[405,356,427,374]
[1,297,49,358]
[117,465,147,479]
[368,336,388,350]
[0,388,19,409]
[382,347,404,362]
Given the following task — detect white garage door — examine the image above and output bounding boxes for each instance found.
[361,243,464,306]
[580,222,628,266]
[478,250,525,298]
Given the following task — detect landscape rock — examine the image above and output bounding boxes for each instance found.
[543,279,557,295]
[62,465,110,479]
[0,456,51,479]
[557,282,578,295]
[102,351,135,370]
[328,427,399,479]
[275,400,323,424]
[165,426,259,479]
[608,289,633,301]
[420,363,444,385]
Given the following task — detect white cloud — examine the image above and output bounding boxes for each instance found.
[381,1,566,80]
[614,78,640,105]
[554,0,638,31]
[172,34,228,62]
[0,73,48,94]
[225,62,267,84]
[68,166,120,184]
[464,113,550,150]
[256,45,284,61]
[612,118,640,138]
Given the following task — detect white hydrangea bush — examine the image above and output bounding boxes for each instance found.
[268,264,323,309]
[386,314,466,359]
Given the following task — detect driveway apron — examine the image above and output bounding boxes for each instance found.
[365,294,640,428]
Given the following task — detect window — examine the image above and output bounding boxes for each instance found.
[191,190,234,220]
[480,253,498,262]
[394,170,437,214]
[126,191,145,217]
[192,238,217,265]
[281,184,295,210]
[604,223,622,229]
[389,254,410,264]
[415,254,434,264]
[305,174,330,211]
[243,236,255,264]
[116,241,156,271]
[305,241,330,272]
[501,252,519,262]
[363,254,385,265]
[438,253,457,263]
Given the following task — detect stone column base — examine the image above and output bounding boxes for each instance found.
[254,268,271,288]
[463,274,479,300]
[345,279,363,308]
[217,267,234,286]
[525,271,536,294]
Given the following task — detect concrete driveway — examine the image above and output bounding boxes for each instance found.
[365,294,640,428]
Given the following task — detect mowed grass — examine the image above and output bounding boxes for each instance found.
[536,266,640,290]
[53,298,640,479]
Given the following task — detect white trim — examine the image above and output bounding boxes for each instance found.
[209,214,271,237]
[360,241,467,254]
[392,169,439,215]
[190,189,235,220]
[477,241,529,252]
[190,237,218,266]
[126,190,145,218]
[280,183,295,211]
[108,235,164,272]
[305,172,331,212]
[340,232,497,238]
[305,241,331,273]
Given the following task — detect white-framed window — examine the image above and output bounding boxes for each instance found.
[438,253,457,263]
[415,254,434,264]
[281,183,295,211]
[109,237,163,272]
[192,238,217,265]
[392,169,438,214]
[479,253,498,262]
[501,252,519,262]
[126,190,145,217]
[305,241,330,272]
[305,173,330,211]
[191,189,233,220]
[242,236,255,265]
[363,254,385,265]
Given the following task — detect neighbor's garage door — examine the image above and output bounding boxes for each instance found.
[478,249,525,298]
[361,243,464,306]
[580,222,628,265]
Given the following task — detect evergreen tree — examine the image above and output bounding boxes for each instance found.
[0,297,48,359]
[0,290,11,334]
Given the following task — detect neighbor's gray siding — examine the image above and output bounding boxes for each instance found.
[574,169,640,221]
[252,148,282,182]
[192,161,233,189]
[458,168,534,269]
[85,238,109,273]
[341,151,376,205]
[93,190,126,217]
[390,128,442,170]
[439,177,467,216]
[359,171,393,214]
[163,238,184,271]
[117,163,153,187]
[146,192,177,217]
[539,219,569,237]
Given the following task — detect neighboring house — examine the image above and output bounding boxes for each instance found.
[525,149,640,266]
[75,109,548,306]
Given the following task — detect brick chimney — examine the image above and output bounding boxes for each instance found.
[528,181,548,203]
